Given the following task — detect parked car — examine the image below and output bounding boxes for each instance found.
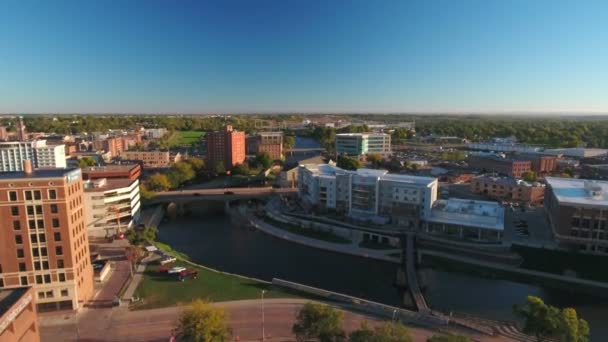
[159,256,176,265]
[177,269,198,282]
[159,266,186,274]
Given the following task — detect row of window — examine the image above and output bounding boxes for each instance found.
[38,289,69,299]
[14,232,62,244]
[15,246,63,259]
[7,189,57,201]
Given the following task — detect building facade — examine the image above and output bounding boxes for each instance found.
[81,164,141,182]
[544,177,608,254]
[467,155,531,178]
[255,132,283,160]
[206,125,246,168]
[335,133,391,157]
[0,141,67,172]
[0,167,94,312]
[83,178,141,238]
[0,287,40,342]
[298,164,437,226]
[119,151,180,168]
[471,175,545,204]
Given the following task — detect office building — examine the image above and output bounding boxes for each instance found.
[0,141,67,172]
[424,198,504,242]
[335,133,391,157]
[206,125,246,168]
[545,177,608,254]
[471,175,545,204]
[0,287,40,342]
[0,165,94,311]
[467,155,531,178]
[83,178,141,238]
[254,132,283,160]
[298,164,437,226]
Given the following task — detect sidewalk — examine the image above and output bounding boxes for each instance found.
[122,253,159,301]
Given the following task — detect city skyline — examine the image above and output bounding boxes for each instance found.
[1,0,607,114]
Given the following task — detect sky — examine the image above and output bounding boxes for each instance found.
[0,0,607,114]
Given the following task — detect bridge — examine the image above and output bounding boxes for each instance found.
[147,187,298,204]
[403,233,430,314]
[284,147,326,153]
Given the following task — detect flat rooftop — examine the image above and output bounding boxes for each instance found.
[84,178,137,192]
[428,198,504,231]
[81,164,139,173]
[380,173,436,186]
[0,287,29,316]
[0,168,77,180]
[546,177,608,207]
[336,133,388,137]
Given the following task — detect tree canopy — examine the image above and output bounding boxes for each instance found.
[426,332,472,342]
[292,302,346,342]
[349,322,412,342]
[175,299,231,342]
[146,173,172,191]
[337,156,362,171]
[77,156,97,168]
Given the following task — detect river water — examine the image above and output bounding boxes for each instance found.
[158,213,608,340]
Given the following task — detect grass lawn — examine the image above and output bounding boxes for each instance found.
[262,216,352,244]
[133,261,298,310]
[176,131,204,145]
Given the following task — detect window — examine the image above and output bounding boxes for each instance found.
[13,220,21,230]
[11,206,19,216]
[39,233,46,243]
[15,235,22,244]
[54,232,61,241]
[50,204,58,213]
[34,191,41,200]
[59,273,66,282]
[41,248,47,257]
[46,290,53,298]
[30,234,38,243]
[8,191,17,201]
[33,249,39,257]
[42,261,49,270]
[49,189,57,199]
[36,275,43,284]
[38,292,45,299]
[61,289,68,297]
[28,220,36,230]
[37,219,44,228]
[57,259,64,268]
[52,218,60,228]
[44,274,51,283]
[55,246,63,256]
[27,206,34,216]
[36,205,42,215]
[16,249,24,258]
[25,191,32,201]
[20,276,28,285]
[0,278,4,288]
[35,262,41,271]
[19,263,26,271]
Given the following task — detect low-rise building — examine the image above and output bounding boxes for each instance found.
[514,153,557,173]
[471,175,545,204]
[543,148,608,159]
[119,151,181,168]
[545,177,608,254]
[335,133,391,157]
[144,128,167,139]
[424,198,504,242]
[83,178,141,238]
[254,132,283,160]
[0,287,40,342]
[298,164,437,227]
[467,155,531,178]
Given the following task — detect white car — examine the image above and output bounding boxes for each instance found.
[167,266,186,274]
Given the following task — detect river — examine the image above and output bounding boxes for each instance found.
[158,212,608,341]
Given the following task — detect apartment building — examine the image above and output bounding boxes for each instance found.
[206,125,246,168]
[254,132,283,160]
[0,287,40,342]
[0,166,94,312]
[513,153,557,173]
[467,155,531,178]
[545,177,608,254]
[335,133,391,157]
[119,151,181,168]
[298,164,437,226]
[83,178,141,238]
[471,175,545,204]
[0,141,67,172]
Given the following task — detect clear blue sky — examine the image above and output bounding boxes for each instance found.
[1,0,607,114]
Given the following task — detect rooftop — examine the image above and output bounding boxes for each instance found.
[546,177,608,207]
[379,173,437,186]
[428,198,504,231]
[81,164,140,173]
[0,168,78,180]
[301,163,437,185]
[336,132,388,137]
[84,178,137,192]
[0,287,29,317]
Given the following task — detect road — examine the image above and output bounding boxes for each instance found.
[149,187,298,203]
[40,299,459,342]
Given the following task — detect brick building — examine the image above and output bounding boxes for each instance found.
[0,287,40,342]
[0,164,94,312]
[206,125,246,168]
[255,132,283,160]
[513,153,557,173]
[119,151,181,168]
[471,175,545,204]
[467,155,531,178]
[545,177,608,254]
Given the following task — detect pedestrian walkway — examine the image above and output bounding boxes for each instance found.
[404,233,429,314]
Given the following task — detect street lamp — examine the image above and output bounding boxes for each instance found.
[261,290,266,341]
[392,309,397,321]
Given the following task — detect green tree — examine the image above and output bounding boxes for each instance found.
[522,171,538,182]
[427,332,472,342]
[146,173,172,191]
[558,308,589,342]
[284,135,295,149]
[139,184,156,201]
[126,226,158,245]
[77,156,97,168]
[292,302,346,342]
[175,299,231,342]
[349,322,412,342]
[255,152,273,169]
[366,153,382,168]
[211,161,226,175]
[348,322,375,342]
[232,163,250,176]
[187,157,206,174]
[337,156,362,171]
[514,296,561,342]
[169,161,196,187]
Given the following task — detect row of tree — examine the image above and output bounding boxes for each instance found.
[145,158,206,192]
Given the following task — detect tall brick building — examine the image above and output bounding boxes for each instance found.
[206,125,246,168]
[0,164,94,312]
[255,132,283,160]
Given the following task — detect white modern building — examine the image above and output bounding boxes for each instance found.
[335,133,391,157]
[144,128,168,139]
[0,140,66,171]
[83,178,141,238]
[298,164,437,226]
[424,198,504,242]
